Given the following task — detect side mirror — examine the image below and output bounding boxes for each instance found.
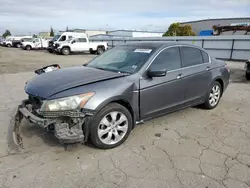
[147,69,167,78]
[33,41,35,43]
[71,40,75,44]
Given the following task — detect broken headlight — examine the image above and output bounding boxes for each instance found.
[40,92,95,111]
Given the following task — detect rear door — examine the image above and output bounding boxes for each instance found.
[180,46,212,104]
[140,47,186,119]
[71,38,88,52]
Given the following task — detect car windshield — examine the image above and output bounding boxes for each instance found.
[52,35,60,41]
[86,46,155,74]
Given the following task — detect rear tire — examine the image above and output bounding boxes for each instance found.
[97,47,104,55]
[246,72,250,80]
[7,44,11,47]
[203,81,222,109]
[90,103,132,149]
[61,47,70,55]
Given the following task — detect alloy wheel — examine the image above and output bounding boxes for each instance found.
[209,85,221,107]
[98,111,128,145]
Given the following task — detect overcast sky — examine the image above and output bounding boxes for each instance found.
[0,0,250,35]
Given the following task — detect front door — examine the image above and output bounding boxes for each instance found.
[140,47,186,120]
[33,39,41,48]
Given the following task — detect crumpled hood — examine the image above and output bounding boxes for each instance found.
[25,66,127,99]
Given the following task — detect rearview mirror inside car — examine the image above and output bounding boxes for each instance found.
[147,69,167,78]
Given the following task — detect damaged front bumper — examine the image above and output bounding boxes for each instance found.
[13,99,94,147]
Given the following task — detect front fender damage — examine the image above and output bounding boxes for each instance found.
[12,100,93,149]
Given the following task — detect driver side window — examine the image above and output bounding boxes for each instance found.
[150,47,181,71]
[59,35,66,41]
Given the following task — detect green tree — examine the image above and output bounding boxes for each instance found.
[50,27,54,37]
[32,34,38,38]
[2,30,11,38]
[163,23,195,36]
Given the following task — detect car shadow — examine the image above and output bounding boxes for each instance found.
[20,119,60,148]
[230,67,249,84]
[19,119,91,152]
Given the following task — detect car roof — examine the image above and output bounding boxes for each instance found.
[120,41,202,50]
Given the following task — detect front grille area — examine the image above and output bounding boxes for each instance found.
[39,110,86,118]
[48,41,54,47]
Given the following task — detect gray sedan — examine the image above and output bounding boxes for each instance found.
[14,42,230,149]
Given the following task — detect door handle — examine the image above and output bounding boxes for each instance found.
[176,74,182,79]
[206,66,210,71]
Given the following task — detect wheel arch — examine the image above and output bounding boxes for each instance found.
[213,77,224,95]
[25,45,32,50]
[61,46,71,51]
[97,45,105,48]
[95,97,136,129]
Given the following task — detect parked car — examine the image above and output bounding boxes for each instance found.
[3,37,15,47]
[47,32,88,53]
[0,38,4,46]
[12,36,32,48]
[21,38,49,50]
[14,42,230,149]
[55,36,108,55]
[245,60,250,80]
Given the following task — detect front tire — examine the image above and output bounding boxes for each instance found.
[203,81,222,109]
[48,49,54,53]
[61,47,70,55]
[7,44,11,47]
[90,103,132,149]
[25,45,31,51]
[246,72,250,80]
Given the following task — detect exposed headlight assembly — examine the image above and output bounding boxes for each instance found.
[41,92,95,111]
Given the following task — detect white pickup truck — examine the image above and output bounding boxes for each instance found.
[21,38,49,50]
[54,33,108,55]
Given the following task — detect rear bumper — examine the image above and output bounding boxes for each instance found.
[14,100,94,144]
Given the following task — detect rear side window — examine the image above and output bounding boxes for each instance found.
[79,38,87,42]
[201,50,209,63]
[181,47,203,67]
[150,47,181,71]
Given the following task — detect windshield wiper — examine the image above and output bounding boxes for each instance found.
[87,66,131,74]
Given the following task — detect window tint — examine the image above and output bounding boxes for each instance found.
[78,38,87,42]
[181,47,203,67]
[59,35,66,41]
[201,50,209,63]
[150,47,181,71]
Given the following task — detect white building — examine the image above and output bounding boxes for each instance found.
[107,30,164,37]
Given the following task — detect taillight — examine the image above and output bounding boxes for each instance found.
[225,64,230,73]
